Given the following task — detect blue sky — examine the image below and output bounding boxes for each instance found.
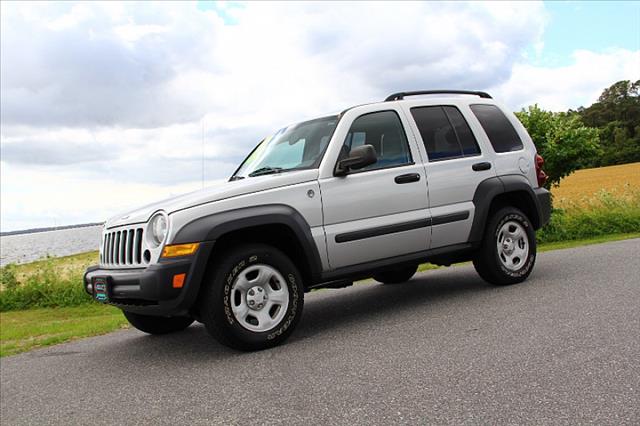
[540,1,639,66]
[1,1,638,231]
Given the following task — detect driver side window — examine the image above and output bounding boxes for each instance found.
[341,110,412,172]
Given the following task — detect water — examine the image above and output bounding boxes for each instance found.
[0,225,103,266]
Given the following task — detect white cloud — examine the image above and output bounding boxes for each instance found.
[0,1,636,231]
[0,161,225,231]
[0,1,223,128]
[492,48,640,111]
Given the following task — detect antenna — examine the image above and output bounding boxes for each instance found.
[201,119,205,189]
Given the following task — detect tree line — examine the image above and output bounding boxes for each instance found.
[516,80,639,188]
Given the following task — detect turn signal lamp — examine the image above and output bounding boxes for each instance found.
[161,243,200,258]
[172,273,186,288]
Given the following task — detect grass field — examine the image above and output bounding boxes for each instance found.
[552,162,640,208]
[0,304,127,357]
[539,163,640,244]
[6,251,98,285]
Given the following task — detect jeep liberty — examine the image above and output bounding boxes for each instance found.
[84,90,551,350]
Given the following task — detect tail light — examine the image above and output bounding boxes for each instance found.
[535,154,548,187]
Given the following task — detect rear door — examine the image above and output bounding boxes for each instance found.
[319,105,430,269]
[401,101,496,248]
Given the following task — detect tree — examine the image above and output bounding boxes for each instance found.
[579,80,640,166]
[516,105,601,189]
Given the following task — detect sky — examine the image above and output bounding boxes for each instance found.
[1,1,639,232]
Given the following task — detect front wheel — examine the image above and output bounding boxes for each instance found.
[198,243,304,351]
[473,206,537,285]
[123,311,194,335]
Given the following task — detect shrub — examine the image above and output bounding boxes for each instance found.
[0,260,92,312]
[0,265,19,291]
[516,105,601,189]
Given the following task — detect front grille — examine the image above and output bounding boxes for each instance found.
[101,227,145,267]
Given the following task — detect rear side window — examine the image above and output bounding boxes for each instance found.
[341,110,412,171]
[443,106,480,156]
[470,104,523,153]
[410,105,480,161]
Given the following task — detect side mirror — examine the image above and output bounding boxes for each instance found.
[335,144,377,176]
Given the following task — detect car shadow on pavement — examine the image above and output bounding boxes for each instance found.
[93,267,499,363]
[292,267,493,341]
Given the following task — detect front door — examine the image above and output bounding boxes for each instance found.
[320,107,430,270]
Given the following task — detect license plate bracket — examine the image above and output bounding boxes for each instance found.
[92,277,109,303]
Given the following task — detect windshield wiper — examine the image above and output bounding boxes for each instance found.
[248,166,285,177]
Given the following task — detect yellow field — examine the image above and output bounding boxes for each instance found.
[552,162,640,208]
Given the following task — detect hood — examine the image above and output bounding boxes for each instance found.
[106,169,319,229]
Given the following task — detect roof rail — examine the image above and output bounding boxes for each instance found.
[384,90,492,102]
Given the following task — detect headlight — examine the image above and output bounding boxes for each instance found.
[149,212,168,247]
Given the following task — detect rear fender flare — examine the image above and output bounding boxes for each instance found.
[469,175,541,243]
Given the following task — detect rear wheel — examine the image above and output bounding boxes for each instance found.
[373,264,418,284]
[473,206,536,285]
[198,243,304,351]
[123,312,194,335]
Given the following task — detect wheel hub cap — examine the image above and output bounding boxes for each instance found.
[229,264,290,332]
[502,238,515,254]
[246,286,268,310]
[496,221,529,271]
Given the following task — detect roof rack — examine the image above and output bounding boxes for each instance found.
[384,90,492,102]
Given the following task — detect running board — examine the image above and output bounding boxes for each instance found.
[307,279,354,292]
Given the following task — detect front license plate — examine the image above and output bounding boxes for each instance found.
[92,277,109,302]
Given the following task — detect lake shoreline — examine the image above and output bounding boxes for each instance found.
[0,222,104,237]
[1,225,102,267]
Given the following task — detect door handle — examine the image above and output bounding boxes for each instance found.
[472,162,492,171]
[394,173,421,184]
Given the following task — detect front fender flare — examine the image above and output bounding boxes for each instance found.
[172,204,323,281]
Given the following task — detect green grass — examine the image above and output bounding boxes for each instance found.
[537,232,640,251]
[0,252,98,311]
[538,188,640,244]
[10,251,99,279]
[0,304,127,357]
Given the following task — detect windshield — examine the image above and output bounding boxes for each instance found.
[232,115,339,179]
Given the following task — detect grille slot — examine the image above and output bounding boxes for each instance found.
[135,229,143,264]
[102,227,145,267]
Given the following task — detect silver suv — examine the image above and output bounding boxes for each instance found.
[84,90,551,351]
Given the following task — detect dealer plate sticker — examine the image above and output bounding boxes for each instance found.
[93,278,108,302]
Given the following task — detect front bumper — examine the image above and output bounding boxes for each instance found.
[83,241,213,316]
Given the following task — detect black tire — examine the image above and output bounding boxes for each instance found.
[373,264,418,284]
[473,206,537,285]
[198,243,304,351]
[123,311,194,335]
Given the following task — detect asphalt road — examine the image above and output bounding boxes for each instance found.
[2,239,640,425]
